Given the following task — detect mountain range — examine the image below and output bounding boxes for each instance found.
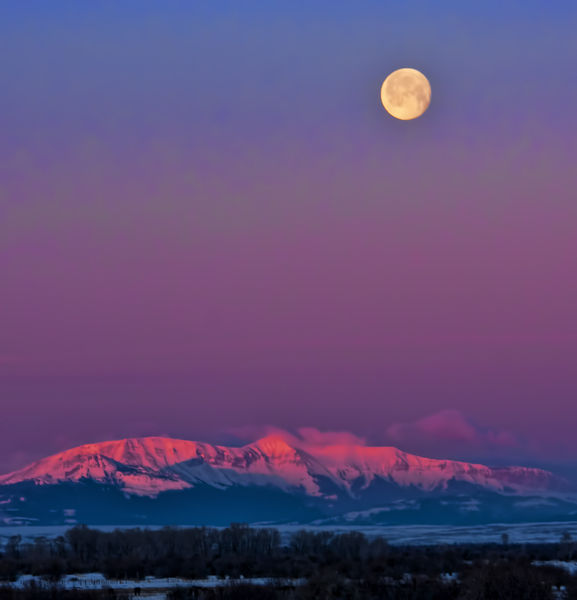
[1,435,576,527]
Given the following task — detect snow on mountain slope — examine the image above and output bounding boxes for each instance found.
[310,444,563,494]
[0,435,568,499]
[0,436,336,497]
[0,442,191,496]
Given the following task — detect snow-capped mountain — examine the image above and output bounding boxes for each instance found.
[0,436,333,497]
[0,434,568,497]
[0,435,574,526]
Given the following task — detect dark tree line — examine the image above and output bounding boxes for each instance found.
[0,525,576,599]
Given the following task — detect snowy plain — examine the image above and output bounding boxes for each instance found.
[1,520,577,547]
[4,573,295,600]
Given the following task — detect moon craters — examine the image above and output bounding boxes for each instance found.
[381,68,431,120]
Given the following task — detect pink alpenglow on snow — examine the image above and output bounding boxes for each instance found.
[0,435,568,499]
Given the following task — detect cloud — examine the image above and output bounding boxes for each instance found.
[228,415,520,463]
[228,425,365,450]
[294,427,366,448]
[385,410,518,457]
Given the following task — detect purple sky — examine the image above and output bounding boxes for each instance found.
[1,1,577,473]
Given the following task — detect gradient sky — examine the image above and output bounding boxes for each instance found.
[1,1,577,473]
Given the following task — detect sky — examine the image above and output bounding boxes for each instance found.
[1,1,577,474]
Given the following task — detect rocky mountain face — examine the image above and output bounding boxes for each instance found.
[0,435,574,526]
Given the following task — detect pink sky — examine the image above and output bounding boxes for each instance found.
[1,1,577,474]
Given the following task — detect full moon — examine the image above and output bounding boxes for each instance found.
[380,68,431,120]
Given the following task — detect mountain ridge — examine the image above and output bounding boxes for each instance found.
[2,435,576,527]
[0,434,568,498]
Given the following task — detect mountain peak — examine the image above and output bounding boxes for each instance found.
[250,434,296,456]
[0,434,570,501]
[1,434,575,527]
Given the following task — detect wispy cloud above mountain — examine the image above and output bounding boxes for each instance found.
[229,418,522,465]
[229,425,367,452]
[385,410,519,461]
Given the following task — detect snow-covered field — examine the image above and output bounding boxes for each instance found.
[1,521,576,547]
[274,520,577,546]
[10,573,283,589]
[3,574,296,600]
[4,565,577,599]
